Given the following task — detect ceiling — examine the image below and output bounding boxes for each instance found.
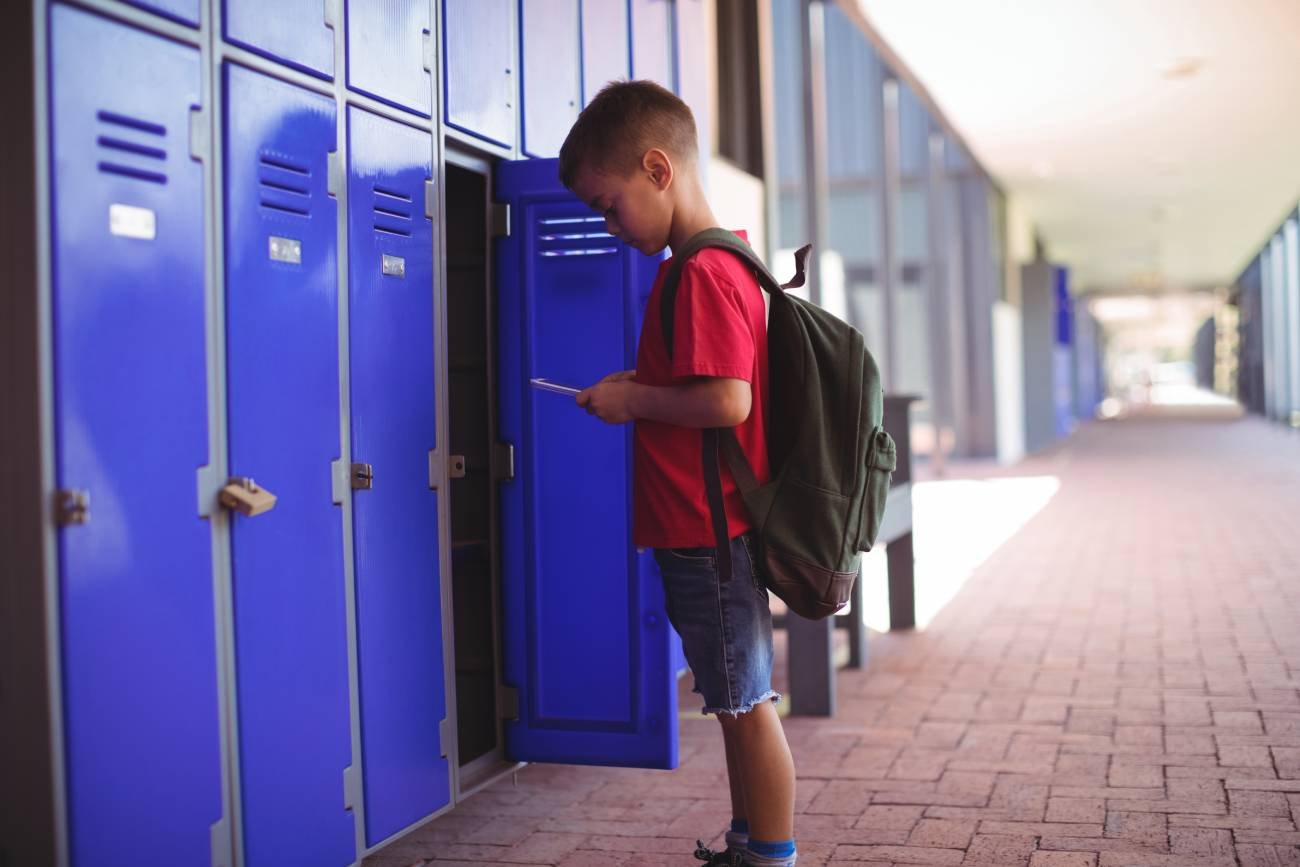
[855,0,1300,294]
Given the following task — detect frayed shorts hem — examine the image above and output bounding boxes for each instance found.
[702,689,782,717]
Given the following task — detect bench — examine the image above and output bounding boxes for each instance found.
[779,394,917,716]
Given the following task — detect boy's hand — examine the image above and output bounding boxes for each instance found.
[576,377,638,424]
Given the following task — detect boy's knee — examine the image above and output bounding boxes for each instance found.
[715,706,764,731]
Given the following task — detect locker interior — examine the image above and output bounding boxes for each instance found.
[444,156,507,783]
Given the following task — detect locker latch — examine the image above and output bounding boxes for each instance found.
[350,462,374,490]
[449,455,467,479]
[498,685,520,722]
[491,443,515,481]
[219,477,277,517]
[55,489,90,527]
[491,203,511,238]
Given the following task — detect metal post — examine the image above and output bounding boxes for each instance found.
[843,569,868,669]
[787,611,836,716]
[880,77,901,392]
[883,395,917,630]
[925,131,949,474]
[799,0,830,307]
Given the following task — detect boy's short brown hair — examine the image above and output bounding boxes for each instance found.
[558,79,698,189]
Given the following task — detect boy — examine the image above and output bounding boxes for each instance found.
[564,81,798,867]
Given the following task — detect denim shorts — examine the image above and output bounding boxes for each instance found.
[653,530,781,716]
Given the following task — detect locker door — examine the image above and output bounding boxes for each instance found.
[122,0,199,25]
[49,8,222,865]
[224,0,335,80]
[630,0,675,92]
[494,157,677,769]
[345,107,450,845]
[347,0,433,117]
[580,0,628,105]
[520,0,579,158]
[442,0,516,147]
[222,64,355,867]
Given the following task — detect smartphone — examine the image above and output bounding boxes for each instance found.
[529,377,582,396]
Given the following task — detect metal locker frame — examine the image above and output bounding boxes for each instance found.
[222,60,355,867]
[630,0,677,92]
[441,0,519,152]
[439,145,521,802]
[345,103,449,848]
[579,0,629,107]
[222,0,336,80]
[345,0,435,118]
[42,3,226,863]
[519,0,581,159]
[121,0,199,25]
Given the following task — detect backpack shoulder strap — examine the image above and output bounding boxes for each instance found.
[654,231,812,583]
[659,228,811,360]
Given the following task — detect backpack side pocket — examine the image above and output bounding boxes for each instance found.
[857,426,897,551]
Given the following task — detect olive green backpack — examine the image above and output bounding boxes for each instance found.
[659,228,896,620]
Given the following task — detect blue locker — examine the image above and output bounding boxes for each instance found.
[495,158,677,769]
[222,64,355,867]
[521,0,580,158]
[1053,267,1075,438]
[346,107,450,845]
[630,0,675,92]
[347,0,433,117]
[224,0,335,80]
[48,7,222,866]
[580,0,629,104]
[122,0,199,25]
[443,0,516,147]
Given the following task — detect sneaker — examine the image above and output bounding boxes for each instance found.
[694,839,746,866]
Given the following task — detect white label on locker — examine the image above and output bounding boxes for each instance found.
[108,204,156,240]
[381,254,406,278]
[268,235,302,264]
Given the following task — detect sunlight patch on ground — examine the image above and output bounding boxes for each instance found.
[857,475,1062,631]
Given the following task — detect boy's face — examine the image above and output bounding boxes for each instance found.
[570,151,674,256]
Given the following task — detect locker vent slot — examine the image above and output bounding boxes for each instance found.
[373,185,412,202]
[258,153,313,218]
[97,162,167,185]
[372,184,413,238]
[97,136,166,161]
[536,215,615,257]
[539,247,617,257]
[96,110,169,185]
[260,177,310,195]
[260,201,311,217]
[259,154,310,175]
[97,110,166,136]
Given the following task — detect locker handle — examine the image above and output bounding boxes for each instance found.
[219,477,277,517]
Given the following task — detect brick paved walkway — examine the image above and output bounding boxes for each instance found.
[366,414,1300,866]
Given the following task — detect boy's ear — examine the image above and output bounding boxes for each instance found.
[642,148,673,191]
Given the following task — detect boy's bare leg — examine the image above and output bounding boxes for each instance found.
[718,701,795,842]
[722,723,748,823]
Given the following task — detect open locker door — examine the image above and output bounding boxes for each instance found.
[494,157,678,769]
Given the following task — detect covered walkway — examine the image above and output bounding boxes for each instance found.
[368,413,1300,867]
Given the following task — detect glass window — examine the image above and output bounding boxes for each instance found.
[893,81,933,426]
[823,4,886,359]
[771,0,806,250]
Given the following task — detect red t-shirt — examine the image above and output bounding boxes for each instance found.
[633,230,771,548]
